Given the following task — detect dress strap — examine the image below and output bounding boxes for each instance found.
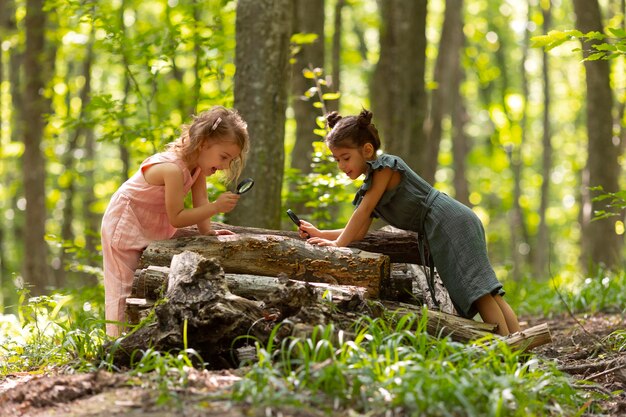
[417,188,441,309]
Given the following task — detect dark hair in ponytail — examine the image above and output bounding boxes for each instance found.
[325,109,381,151]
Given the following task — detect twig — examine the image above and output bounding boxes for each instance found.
[586,356,626,381]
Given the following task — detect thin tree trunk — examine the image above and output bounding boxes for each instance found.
[328,0,344,112]
[290,0,325,176]
[535,1,553,278]
[371,0,428,170]
[118,0,131,182]
[574,0,623,270]
[21,0,49,294]
[451,66,471,207]
[508,1,531,282]
[229,0,293,228]
[190,0,201,117]
[424,0,463,184]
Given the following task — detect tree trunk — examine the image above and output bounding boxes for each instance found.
[290,0,325,177]
[451,66,471,207]
[424,0,464,185]
[21,0,49,294]
[574,0,623,270]
[288,0,325,215]
[534,1,553,278]
[229,0,293,229]
[371,0,428,170]
[140,234,389,297]
[508,0,531,282]
[328,0,344,113]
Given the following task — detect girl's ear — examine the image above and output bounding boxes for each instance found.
[363,143,375,158]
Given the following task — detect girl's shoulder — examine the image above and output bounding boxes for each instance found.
[367,153,407,174]
[141,151,185,168]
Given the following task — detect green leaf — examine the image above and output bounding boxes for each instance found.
[582,31,606,41]
[585,52,606,61]
[314,128,327,137]
[607,27,626,37]
[594,43,616,52]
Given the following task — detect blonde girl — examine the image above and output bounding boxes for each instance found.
[101,106,249,337]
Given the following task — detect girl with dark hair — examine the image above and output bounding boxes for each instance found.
[298,109,520,336]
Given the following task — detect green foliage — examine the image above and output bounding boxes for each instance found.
[566,269,626,315]
[232,312,588,416]
[589,186,626,221]
[126,346,206,406]
[284,141,358,229]
[531,28,626,60]
[0,288,106,376]
[510,268,626,318]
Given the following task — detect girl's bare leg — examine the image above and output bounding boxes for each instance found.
[474,294,511,336]
[494,294,520,333]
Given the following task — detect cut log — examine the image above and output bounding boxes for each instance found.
[174,222,424,264]
[376,300,552,351]
[504,323,553,352]
[140,233,389,297]
[126,265,369,325]
[377,300,497,343]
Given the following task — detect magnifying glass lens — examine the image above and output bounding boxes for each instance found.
[236,178,254,194]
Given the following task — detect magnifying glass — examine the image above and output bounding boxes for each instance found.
[287,209,309,238]
[236,178,254,194]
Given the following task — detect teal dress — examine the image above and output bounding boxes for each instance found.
[353,154,504,318]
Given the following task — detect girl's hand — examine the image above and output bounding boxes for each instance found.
[213,192,240,213]
[298,220,320,238]
[307,237,338,247]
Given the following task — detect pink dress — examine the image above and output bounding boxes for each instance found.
[101,151,201,336]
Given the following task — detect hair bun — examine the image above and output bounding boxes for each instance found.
[326,111,342,128]
[357,109,373,127]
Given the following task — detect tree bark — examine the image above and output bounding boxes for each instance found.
[126,265,371,325]
[573,0,623,270]
[424,0,464,185]
[328,0,344,112]
[371,0,428,170]
[290,0,325,177]
[140,234,390,297]
[174,222,425,264]
[534,1,553,278]
[229,0,293,229]
[21,0,49,294]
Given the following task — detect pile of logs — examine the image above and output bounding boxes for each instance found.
[108,224,552,368]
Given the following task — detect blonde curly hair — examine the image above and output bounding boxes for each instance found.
[167,106,249,183]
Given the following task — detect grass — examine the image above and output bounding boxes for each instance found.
[509,267,626,318]
[232,312,590,416]
[0,267,624,415]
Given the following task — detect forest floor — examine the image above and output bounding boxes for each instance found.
[0,312,624,417]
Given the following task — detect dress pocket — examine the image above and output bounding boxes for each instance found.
[111,200,149,250]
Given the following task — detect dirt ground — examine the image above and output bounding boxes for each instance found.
[1,312,624,417]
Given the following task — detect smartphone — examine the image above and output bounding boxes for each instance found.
[286,209,310,238]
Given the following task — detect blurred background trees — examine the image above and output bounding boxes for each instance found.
[0,0,623,310]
